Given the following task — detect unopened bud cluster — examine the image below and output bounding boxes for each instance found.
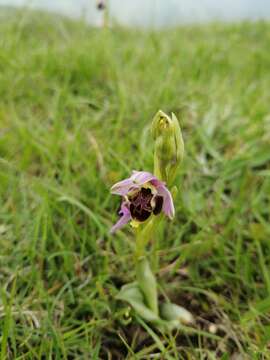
[152,110,184,185]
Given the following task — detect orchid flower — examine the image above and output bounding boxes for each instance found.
[111,111,193,330]
[110,170,174,233]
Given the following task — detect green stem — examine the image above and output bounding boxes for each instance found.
[135,227,145,259]
[135,218,155,259]
[151,216,164,271]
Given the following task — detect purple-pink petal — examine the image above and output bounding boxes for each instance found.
[110,178,135,196]
[130,171,157,186]
[150,178,166,188]
[110,202,131,233]
[156,184,175,219]
[111,171,158,196]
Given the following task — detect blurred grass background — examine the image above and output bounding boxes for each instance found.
[0,10,270,359]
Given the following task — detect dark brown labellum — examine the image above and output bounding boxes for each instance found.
[153,196,163,215]
[129,187,153,221]
[128,187,163,222]
[130,204,152,221]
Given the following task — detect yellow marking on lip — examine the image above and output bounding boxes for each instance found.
[130,220,140,228]
[127,182,157,198]
[142,182,157,194]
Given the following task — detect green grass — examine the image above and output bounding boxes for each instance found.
[1,9,270,359]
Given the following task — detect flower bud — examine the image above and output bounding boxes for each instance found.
[152,110,184,185]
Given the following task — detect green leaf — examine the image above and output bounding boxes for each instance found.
[116,283,160,323]
[136,257,159,315]
[160,302,194,328]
